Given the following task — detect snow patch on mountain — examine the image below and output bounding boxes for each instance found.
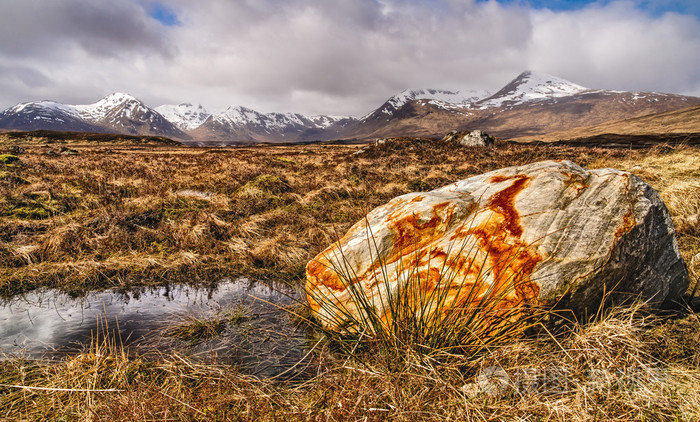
[362,88,489,120]
[155,103,211,130]
[8,101,82,118]
[308,115,350,129]
[387,88,489,110]
[478,71,587,108]
[212,106,354,133]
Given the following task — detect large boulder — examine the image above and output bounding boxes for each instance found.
[306,160,689,331]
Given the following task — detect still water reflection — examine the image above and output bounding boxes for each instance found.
[0,278,312,378]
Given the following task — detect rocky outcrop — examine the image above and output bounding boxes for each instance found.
[442,130,495,147]
[306,160,689,332]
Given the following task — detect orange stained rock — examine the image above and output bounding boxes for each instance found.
[614,210,636,239]
[306,175,543,331]
[487,174,529,237]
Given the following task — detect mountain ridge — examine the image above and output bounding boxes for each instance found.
[2,71,699,144]
[0,93,189,140]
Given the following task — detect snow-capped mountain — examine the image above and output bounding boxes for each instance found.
[155,103,211,131]
[213,106,351,132]
[477,71,587,108]
[74,93,189,139]
[0,94,188,139]
[345,71,700,140]
[74,93,137,121]
[363,88,490,120]
[190,106,357,144]
[0,100,107,133]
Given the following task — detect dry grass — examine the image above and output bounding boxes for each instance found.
[0,304,697,421]
[164,306,251,343]
[1,138,699,420]
[5,139,691,296]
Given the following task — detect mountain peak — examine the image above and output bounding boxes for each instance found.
[363,87,490,120]
[99,92,140,104]
[73,93,145,122]
[9,100,81,117]
[155,103,211,130]
[513,70,583,88]
[216,106,264,125]
[479,71,587,107]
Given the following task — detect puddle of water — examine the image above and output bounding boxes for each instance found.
[0,278,314,379]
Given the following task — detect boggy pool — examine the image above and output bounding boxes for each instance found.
[0,278,313,379]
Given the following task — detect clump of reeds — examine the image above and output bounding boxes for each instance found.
[306,216,547,367]
[165,306,250,343]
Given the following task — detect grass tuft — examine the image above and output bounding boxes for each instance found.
[307,216,547,366]
[0,154,20,165]
[165,306,251,343]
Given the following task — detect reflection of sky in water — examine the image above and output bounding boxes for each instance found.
[0,278,310,378]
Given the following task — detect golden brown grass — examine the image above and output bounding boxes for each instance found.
[6,140,697,296]
[1,138,699,420]
[0,304,697,421]
[164,306,250,343]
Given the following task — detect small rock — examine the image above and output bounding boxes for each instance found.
[59,147,79,155]
[8,146,25,155]
[477,366,510,398]
[442,129,495,147]
[460,382,481,399]
[176,190,213,201]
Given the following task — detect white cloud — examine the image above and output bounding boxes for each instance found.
[0,0,698,115]
[527,1,700,95]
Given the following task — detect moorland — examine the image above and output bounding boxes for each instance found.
[0,134,698,420]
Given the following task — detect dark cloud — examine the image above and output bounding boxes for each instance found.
[162,0,535,113]
[0,0,698,116]
[0,0,174,59]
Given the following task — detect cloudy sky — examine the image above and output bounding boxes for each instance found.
[1,0,699,116]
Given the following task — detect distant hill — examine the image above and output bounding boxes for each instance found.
[510,105,700,143]
[0,130,181,146]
